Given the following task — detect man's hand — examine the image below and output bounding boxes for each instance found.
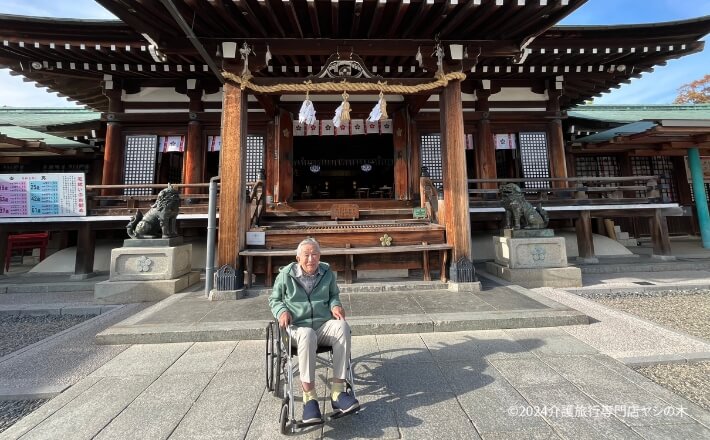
[278,311,292,328]
[331,305,345,320]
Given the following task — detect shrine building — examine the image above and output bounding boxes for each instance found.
[0,1,709,285]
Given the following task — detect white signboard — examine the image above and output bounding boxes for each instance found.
[0,173,87,217]
[246,231,266,246]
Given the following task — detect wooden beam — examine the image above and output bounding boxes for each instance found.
[183,120,205,194]
[405,94,433,117]
[101,121,122,195]
[74,223,95,276]
[254,94,279,119]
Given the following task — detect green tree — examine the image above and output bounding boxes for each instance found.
[674,74,710,104]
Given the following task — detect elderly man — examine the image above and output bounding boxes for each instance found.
[269,237,359,424]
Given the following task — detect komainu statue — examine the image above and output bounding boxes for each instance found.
[499,183,549,230]
[126,184,180,239]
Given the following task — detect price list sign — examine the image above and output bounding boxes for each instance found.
[0,173,87,217]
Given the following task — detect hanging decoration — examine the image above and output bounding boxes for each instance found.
[264,44,272,65]
[333,91,351,127]
[239,42,255,76]
[293,119,391,137]
[415,46,423,68]
[298,89,317,125]
[367,90,388,122]
[432,37,445,75]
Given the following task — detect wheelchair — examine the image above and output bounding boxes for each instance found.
[265,321,357,435]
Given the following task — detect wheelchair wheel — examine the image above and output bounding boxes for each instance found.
[279,399,290,435]
[265,323,275,391]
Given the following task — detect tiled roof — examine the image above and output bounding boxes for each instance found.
[568,105,710,123]
[0,124,88,148]
[0,107,100,129]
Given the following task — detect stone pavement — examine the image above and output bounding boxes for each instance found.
[3,329,710,440]
[2,240,710,439]
[94,279,589,345]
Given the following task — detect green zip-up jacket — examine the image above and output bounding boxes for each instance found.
[269,262,342,329]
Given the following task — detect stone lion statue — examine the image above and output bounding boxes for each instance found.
[499,183,549,230]
[126,184,180,239]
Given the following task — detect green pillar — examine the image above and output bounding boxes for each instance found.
[687,148,710,248]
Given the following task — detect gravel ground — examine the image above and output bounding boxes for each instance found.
[0,314,94,433]
[574,288,710,412]
[0,314,93,358]
[0,400,47,434]
[635,362,710,411]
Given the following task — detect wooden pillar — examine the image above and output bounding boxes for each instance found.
[650,208,673,258]
[393,110,408,200]
[409,118,421,200]
[183,121,204,194]
[275,110,293,203]
[439,80,473,277]
[265,119,276,200]
[548,119,568,187]
[547,89,568,188]
[74,224,96,276]
[575,210,598,263]
[217,82,247,268]
[474,89,496,190]
[184,88,205,195]
[101,88,123,196]
[101,122,123,195]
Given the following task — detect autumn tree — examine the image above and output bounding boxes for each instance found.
[674,74,710,104]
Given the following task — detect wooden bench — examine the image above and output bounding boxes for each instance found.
[240,243,452,287]
[4,232,49,271]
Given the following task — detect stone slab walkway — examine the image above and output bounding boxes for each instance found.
[95,283,589,345]
[3,329,709,440]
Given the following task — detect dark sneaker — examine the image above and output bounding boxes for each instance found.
[331,392,360,414]
[302,399,322,424]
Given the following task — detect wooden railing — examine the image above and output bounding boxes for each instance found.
[467,176,666,206]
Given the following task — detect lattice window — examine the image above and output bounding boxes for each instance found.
[420,134,443,190]
[631,156,677,202]
[575,157,598,177]
[246,135,264,184]
[518,132,550,189]
[575,156,620,191]
[124,135,158,195]
[596,156,620,177]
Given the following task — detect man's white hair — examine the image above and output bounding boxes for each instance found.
[296,237,321,256]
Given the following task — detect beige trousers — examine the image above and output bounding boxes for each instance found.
[289,319,351,384]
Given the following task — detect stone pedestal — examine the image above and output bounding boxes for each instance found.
[95,240,199,304]
[489,230,582,288]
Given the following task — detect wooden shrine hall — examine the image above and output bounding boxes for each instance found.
[0,1,709,284]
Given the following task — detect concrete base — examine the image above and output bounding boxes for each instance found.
[208,288,247,301]
[651,254,677,261]
[109,244,192,281]
[94,271,200,304]
[69,272,98,280]
[575,256,599,264]
[447,281,482,292]
[493,235,568,269]
[486,262,582,288]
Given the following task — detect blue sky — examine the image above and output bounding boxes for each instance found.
[0,0,708,107]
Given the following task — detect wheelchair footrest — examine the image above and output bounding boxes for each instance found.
[294,419,325,428]
[327,407,360,420]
